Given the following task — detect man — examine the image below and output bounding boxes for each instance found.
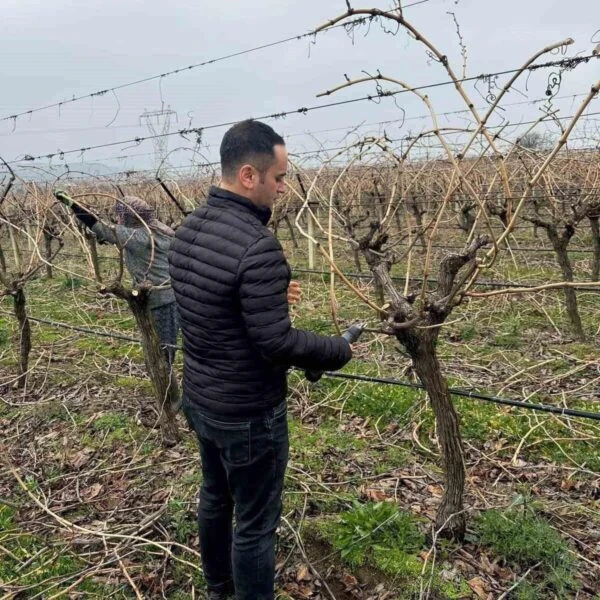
[168,120,352,600]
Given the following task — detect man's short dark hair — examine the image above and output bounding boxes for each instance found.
[220,120,285,179]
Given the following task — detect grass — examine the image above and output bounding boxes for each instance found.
[457,321,478,342]
[0,317,9,346]
[289,364,424,429]
[316,501,471,599]
[475,505,578,599]
[322,501,425,567]
[93,411,132,433]
[302,357,600,483]
[288,418,365,476]
[294,355,600,470]
[83,410,145,446]
[493,311,526,349]
[0,505,126,597]
[166,497,198,546]
[61,275,84,290]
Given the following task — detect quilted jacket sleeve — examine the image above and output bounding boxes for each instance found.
[238,234,352,371]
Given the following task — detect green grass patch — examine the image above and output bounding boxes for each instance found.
[0,504,17,530]
[171,560,205,596]
[373,444,410,474]
[492,311,527,349]
[457,322,478,341]
[316,502,470,598]
[93,411,131,433]
[341,381,421,427]
[475,506,578,599]
[452,395,600,469]
[166,497,197,546]
[287,418,375,511]
[113,375,147,389]
[77,411,143,447]
[0,509,106,596]
[289,420,345,474]
[61,276,84,290]
[0,318,9,346]
[291,365,423,428]
[452,399,530,443]
[293,314,338,335]
[290,417,367,454]
[75,336,140,359]
[323,501,425,567]
[32,400,80,425]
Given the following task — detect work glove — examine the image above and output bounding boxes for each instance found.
[54,190,73,207]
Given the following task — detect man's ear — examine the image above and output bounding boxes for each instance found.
[239,164,255,190]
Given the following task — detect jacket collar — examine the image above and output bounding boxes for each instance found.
[207,186,272,226]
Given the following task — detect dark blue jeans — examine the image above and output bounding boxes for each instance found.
[183,400,289,600]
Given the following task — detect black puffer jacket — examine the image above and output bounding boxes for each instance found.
[168,186,352,417]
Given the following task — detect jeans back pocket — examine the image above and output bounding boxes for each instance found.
[200,414,251,466]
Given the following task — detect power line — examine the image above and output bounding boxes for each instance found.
[0,122,144,138]
[10,136,600,186]
[12,137,600,181]
[1,90,588,140]
[10,110,600,174]
[0,0,433,126]
[7,54,598,166]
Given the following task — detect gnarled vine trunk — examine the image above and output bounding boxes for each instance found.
[546,227,585,340]
[402,329,466,539]
[362,238,485,541]
[12,287,31,390]
[589,215,600,281]
[43,230,53,279]
[104,283,180,446]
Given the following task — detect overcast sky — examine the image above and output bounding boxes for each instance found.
[1,0,599,177]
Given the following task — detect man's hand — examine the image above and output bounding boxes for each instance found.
[287,280,302,305]
[53,190,73,207]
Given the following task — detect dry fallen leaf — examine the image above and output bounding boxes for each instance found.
[361,487,388,502]
[341,571,359,588]
[296,564,311,582]
[480,553,496,575]
[426,484,443,498]
[84,482,103,500]
[69,448,94,470]
[150,488,171,503]
[468,576,490,599]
